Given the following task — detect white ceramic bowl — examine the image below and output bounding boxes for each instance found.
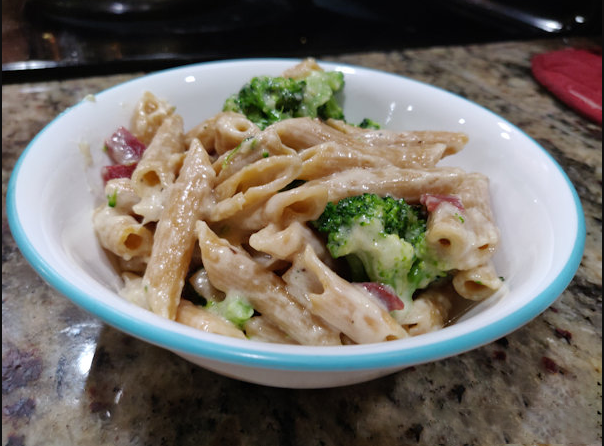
[7,59,585,388]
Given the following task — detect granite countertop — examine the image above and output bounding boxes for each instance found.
[2,37,602,445]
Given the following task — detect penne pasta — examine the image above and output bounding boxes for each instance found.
[399,286,452,336]
[210,154,303,222]
[103,178,140,214]
[273,117,466,159]
[94,61,503,346]
[176,299,247,339]
[213,112,260,155]
[214,127,296,181]
[93,206,153,261]
[325,118,469,157]
[142,138,216,320]
[281,57,323,79]
[119,272,149,309]
[130,91,175,146]
[196,221,342,345]
[298,141,448,180]
[452,261,503,301]
[303,166,467,204]
[131,114,187,223]
[231,184,329,232]
[285,246,409,343]
[244,316,299,344]
[249,221,338,270]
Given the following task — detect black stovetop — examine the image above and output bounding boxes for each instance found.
[2,0,602,83]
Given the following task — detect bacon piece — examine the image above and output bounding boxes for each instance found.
[359,282,404,311]
[420,193,464,212]
[105,126,146,166]
[101,164,137,183]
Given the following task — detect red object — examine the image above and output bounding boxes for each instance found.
[105,126,146,165]
[359,282,404,311]
[101,164,137,182]
[420,194,464,213]
[531,49,602,124]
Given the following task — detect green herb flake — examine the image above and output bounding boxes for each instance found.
[473,280,484,285]
[102,144,108,153]
[222,144,242,168]
[455,213,465,223]
[499,276,505,281]
[107,190,118,208]
[262,151,269,158]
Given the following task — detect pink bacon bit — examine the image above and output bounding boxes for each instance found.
[420,193,464,212]
[104,126,146,166]
[101,127,146,183]
[360,282,404,312]
[101,164,137,183]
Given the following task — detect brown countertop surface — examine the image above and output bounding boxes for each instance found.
[2,37,602,445]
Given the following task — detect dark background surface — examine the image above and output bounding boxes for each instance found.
[2,0,602,83]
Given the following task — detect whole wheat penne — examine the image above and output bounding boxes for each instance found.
[326,118,468,156]
[93,206,153,261]
[130,91,175,146]
[143,138,215,319]
[176,299,247,339]
[95,61,504,346]
[131,114,186,223]
[210,154,303,222]
[298,141,447,180]
[213,112,260,155]
[196,221,342,346]
[213,127,296,181]
[244,316,299,344]
[452,261,503,301]
[103,178,140,214]
[304,166,467,203]
[285,246,409,343]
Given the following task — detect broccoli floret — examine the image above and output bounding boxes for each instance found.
[358,118,381,129]
[300,70,345,121]
[223,70,346,129]
[223,76,304,129]
[312,193,447,317]
[206,293,254,329]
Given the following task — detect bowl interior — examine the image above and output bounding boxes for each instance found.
[8,59,584,372]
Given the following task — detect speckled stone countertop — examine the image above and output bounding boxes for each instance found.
[2,38,602,445]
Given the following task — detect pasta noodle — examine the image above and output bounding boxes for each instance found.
[131,114,187,223]
[176,299,247,339]
[399,286,453,336]
[303,166,467,203]
[93,206,153,261]
[210,154,302,221]
[93,59,504,346]
[452,261,503,301]
[285,245,409,343]
[196,221,342,345]
[244,316,298,344]
[130,91,175,146]
[297,142,449,180]
[325,118,469,157]
[141,138,215,319]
